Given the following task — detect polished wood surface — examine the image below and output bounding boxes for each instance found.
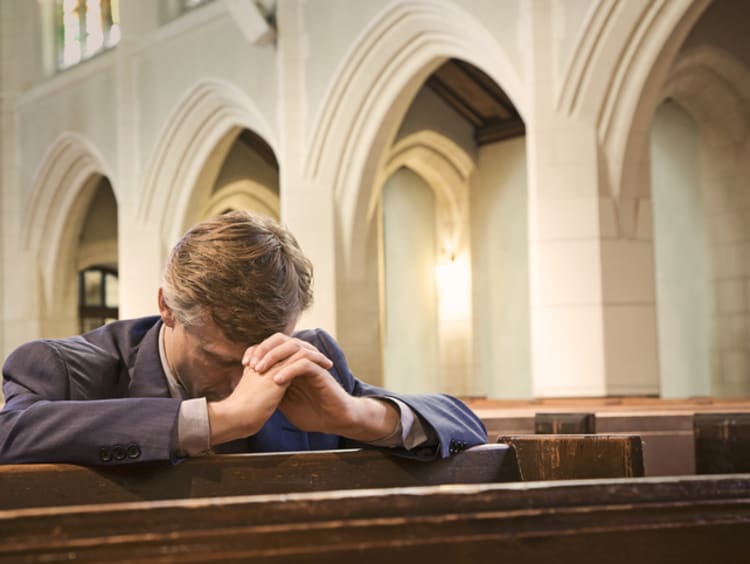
[0,445,520,510]
[498,434,644,480]
[2,474,749,563]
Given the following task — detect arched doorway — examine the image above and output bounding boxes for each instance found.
[647,0,750,398]
[376,60,529,397]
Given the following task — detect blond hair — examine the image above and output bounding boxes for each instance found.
[162,211,313,344]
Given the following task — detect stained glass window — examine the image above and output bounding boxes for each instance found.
[57,0,121,69]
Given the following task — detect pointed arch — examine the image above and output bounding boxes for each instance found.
[378,130,477,395]
[654,47,750,399]
[138,78,278,250]
[663,46,750,144]
[375,130,474,256]
[23,132,113,308]
[305,0,525,276]
[202,179,280,220]
[603,0,711,203]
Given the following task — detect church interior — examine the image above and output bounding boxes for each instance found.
[2,1,750,560]
[1,0,749,407]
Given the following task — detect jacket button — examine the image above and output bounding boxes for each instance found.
[112,444,127,461]
[126,443,141,459]
[99,447,112,462]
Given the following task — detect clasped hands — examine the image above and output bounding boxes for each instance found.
[207,333,399,447]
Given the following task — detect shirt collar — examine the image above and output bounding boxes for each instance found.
[158,323,189,400]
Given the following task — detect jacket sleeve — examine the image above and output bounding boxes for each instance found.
[297,328,488,460]
[0,340,181,465]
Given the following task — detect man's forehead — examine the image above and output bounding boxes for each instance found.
[186,321,245,356]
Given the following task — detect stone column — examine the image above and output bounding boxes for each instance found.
[525,1,660,397]
[0,1,43,363]
[276,0,338,334]
[116,0,164,318]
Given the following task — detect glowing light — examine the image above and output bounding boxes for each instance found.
[435,253,471,320]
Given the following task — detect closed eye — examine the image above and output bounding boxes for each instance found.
[201,348,241,368]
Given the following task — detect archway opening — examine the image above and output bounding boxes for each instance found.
[46,175,119,337]
[184,127,280,228]
[370,59,529,398]
[648,0,750,398]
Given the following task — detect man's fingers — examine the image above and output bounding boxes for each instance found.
[242,345,258,367]
[252,335,331,373]
[246,333,289,368]
[272,355,332,385]
[255,339,302,372]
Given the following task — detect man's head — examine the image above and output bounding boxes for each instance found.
[160,210,313,346]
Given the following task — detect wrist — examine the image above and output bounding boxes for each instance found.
[207,398,262,446]
[337,397,400,443]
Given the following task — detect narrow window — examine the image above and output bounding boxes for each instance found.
[79,266,119,333]
[57,0,121,70]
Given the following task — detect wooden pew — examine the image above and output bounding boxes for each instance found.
[2,474,749,563]
[531,411,695,476]
[534,412,595,433]
[694,412,750,473]
[498,434,644,480]
[1,434,645,511]
[0,445,520,509]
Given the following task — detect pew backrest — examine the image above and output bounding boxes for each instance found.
[0,444,520,509]
[498,434,644,480]
[694,412,750,473]
[2,474,749,563]
[534,412,596,434]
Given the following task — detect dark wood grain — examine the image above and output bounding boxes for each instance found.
[0,445,520,509]
[2,474,749,563]
[695,412,750,473]
[498,434,644,480]
[534,412,596,434]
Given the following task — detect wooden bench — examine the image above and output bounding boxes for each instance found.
[695,412,750,473]
[530,411,695,476]
[498,434,644,480]
[0,435,645,510]
[2,474,749,563]
[534,412,596,433]
[0,445,519,509]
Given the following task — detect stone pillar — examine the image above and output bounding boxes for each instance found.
[0,1,40,364]
[526,1,660,397]
[276,0,338,335]
[116,0,165,319]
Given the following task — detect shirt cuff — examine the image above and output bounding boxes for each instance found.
[177,397,212,457]
[365,397,429,450]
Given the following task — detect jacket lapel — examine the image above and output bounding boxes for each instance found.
[128,318,171,398]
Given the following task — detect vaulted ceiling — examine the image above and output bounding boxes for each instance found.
[426,59,525,145]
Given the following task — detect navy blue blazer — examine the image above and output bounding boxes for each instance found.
[0,317,486,465]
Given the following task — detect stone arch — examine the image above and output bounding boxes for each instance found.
[305,0,525,278]
[138,78,277,252]
[23,132,114,313]
[377,130,476,395]
[663,46,750,143]
[657,47,750,397]
[608,0,712,206]
[375,130,474,257]
[202,179,280,220]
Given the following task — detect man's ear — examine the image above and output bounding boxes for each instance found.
[157,287,176,328]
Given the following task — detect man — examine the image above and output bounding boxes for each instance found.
[0,211,486,465]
